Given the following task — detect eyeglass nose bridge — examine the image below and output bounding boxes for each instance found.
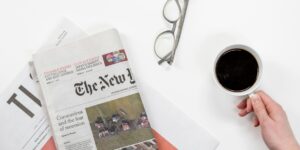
[163,0,182,24]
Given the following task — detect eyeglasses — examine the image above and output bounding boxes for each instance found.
[154,0,189,65]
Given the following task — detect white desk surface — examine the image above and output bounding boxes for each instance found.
[0,0,299,149]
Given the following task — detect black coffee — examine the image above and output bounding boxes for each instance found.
[215,49,259,92]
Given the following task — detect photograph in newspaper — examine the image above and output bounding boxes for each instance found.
[86,93,156,150]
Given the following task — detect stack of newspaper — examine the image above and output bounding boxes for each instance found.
[0,19,219,150]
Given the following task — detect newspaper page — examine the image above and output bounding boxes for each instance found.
[0,19,85,150]
[140,84,220,150]
[33,29,157,150]
[0,65,51,150]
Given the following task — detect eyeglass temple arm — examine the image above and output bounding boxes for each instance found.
[158,0,189,65]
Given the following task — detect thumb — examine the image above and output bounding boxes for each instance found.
[250,93,270,123]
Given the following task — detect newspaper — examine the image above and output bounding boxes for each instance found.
[0,18,218,150]
[0,19,84,150]
[33,29,156,150]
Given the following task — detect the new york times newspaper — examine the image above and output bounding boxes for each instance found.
[33,29,156,150]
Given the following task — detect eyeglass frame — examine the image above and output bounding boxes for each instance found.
[154,0,189,65]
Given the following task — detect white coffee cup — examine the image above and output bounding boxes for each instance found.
[213,44,263,96]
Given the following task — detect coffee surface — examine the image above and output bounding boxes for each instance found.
[216,49,258,92]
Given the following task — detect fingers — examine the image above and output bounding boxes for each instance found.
[239,109,248,116]
[253,115,260,127]
[256,91,284,119]
[237,99,247,109]
[237,99,248,116]
[237,99,261,127]
[250,93,270,123]
[237,98,253,117]
[237,91,281,126]
[246,98,253,113]
[256,91,280,110]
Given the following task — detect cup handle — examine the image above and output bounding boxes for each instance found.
[248,93,254,98]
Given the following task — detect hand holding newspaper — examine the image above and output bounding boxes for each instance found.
[0,16,220,150]
[0,19,219,149]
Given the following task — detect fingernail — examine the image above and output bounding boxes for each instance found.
[250,93,259,104]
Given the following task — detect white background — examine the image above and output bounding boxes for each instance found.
[0,0,300,150]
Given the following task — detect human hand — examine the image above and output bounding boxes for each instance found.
[237,91,300,150]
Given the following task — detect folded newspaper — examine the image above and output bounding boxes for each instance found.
[0,20,167,150]
[33,29,158,150]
